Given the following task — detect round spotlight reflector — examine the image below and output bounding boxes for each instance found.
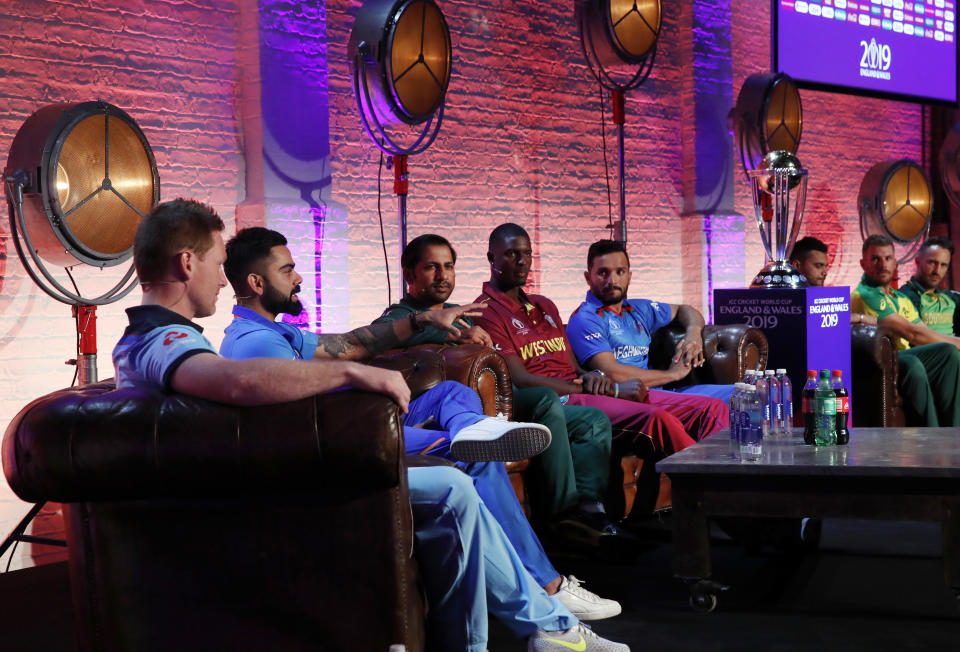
[939,122,960,209]
[350,0,451,126]
[5,101,159,267]
[581,0,661,68]
[859,159,932,253]
[733,73,803,174]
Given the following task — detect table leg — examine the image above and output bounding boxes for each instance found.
[944,500,960,609]
[671,485,711,580]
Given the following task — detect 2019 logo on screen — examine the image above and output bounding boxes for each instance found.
[859,38,892,80]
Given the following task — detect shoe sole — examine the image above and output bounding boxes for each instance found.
[564,602,622,621]
[450,426,551,462]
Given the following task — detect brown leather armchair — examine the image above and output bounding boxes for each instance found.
[850,323,905,427]
[3,382,424,652]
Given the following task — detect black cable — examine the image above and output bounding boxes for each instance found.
[65,267,82,387]
[599,84,614,239]
[377,149,392,306]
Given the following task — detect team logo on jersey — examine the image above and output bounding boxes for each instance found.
[511,317,530,335]
[163,331,188,346]
[650,301,661,312]
[608,319,622,331]
[544,314,557,328]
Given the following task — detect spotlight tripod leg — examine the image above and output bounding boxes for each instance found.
[0,502,67,562]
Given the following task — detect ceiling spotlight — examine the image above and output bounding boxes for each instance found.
[732,73,803,176]
[858,159,933,263]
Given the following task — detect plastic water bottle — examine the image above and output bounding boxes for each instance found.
[728,383,741,460]
[756,372,770,437]
[764,369,779,437]
[832,370,850,445]
[802,370,818,445]
[815,369,837,446]
[740,385,763,462]
[776,368,792,436]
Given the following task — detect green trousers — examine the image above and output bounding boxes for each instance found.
[897,342,960,427]
[511,386,612,520]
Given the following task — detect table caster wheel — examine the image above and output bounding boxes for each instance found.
[686,578,728,613]
[689,591,717,613]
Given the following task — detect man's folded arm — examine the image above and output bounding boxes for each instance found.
[171,352,404,407]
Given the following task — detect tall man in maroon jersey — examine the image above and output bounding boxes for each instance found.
[472,224,727,495]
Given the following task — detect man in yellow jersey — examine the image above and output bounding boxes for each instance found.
[851,234,960,426]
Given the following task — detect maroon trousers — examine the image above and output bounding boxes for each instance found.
[566,389,728,459]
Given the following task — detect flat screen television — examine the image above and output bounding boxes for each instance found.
[774,0,958,105]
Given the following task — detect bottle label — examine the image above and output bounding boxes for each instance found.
[816,396,836,415]
[836,395,849,413]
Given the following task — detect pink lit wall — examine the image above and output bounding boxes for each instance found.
[0,0,929,569]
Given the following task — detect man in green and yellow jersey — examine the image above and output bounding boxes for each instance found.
[851,234,960,426]
[899,236,960,338]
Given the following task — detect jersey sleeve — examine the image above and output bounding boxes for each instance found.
[133,326,217,390]
[566,307,612,365]
[222,328,301,361]
[646,300,674,332]
[852,286,897,320]
[372,303,454,346]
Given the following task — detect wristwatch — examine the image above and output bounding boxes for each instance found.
[409,312,426,333]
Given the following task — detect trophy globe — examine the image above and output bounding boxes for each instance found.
[748,149,809,288]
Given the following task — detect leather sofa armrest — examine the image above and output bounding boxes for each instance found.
[650,323,767,387]
[850,323,903,427]
[372,344,513,419]
[3,380,405,504]
[437,344,513,418]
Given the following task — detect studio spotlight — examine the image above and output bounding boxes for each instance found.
[578,0,661,244]
[858,159,932,263]
[4,100,159,384]
[732,72,803,177]
[939,122,960,209]
[0,100,158,563]
[350,0,451,281]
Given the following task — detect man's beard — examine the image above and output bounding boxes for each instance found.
[263,282,302,316]
[598,286,626,306]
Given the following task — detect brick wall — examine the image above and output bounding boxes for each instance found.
[0,0,244,569]
[0,0,930,569]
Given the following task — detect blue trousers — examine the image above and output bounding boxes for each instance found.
[408,465,576,651]
[403,381,559,588]
[675,383,736,403]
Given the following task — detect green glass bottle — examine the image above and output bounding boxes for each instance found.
[814,369,837,446]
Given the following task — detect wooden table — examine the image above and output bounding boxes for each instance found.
[656,427,960,612]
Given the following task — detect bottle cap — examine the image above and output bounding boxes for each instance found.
[777,368,787,374]
[765,370,775,375]
[807,370,816,377]
[832,370,842,376]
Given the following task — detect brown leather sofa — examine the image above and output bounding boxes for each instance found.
[3,382,424,652]
[850,323,905,427]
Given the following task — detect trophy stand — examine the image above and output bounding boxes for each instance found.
[748,152,809,288]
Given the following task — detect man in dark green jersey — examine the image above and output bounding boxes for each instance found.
[375,234,632,549]
[900,236,960,337]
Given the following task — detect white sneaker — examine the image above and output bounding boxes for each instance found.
[555,575,622,621]
[528,622,629,651]
[449,416,551,462]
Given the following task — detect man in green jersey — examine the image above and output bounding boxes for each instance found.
[899,236,960,337]
[851,234,960,426]
[375,234,632,549]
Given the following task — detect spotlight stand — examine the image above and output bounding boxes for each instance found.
[578,2,659,246]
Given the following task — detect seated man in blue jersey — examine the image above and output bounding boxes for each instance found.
[566,240,734,403]
[221,227,622,623]
[114,199,627,652]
